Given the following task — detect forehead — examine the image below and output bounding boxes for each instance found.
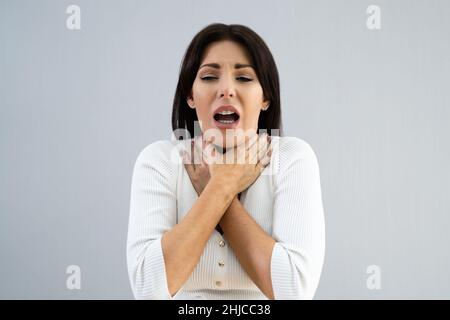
[200,40,253,67]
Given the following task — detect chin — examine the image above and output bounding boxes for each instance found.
[214,131,249,150]
[202,125,256,150]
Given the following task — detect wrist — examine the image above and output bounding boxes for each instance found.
[209,176,238,197]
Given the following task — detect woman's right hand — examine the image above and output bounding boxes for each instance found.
[202,133,272,196]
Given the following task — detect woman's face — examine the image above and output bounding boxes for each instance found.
[187,40,270,148]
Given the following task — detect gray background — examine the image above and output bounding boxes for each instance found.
[1,0,449,299]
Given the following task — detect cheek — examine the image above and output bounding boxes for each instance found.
[244,90,264,125]
[242,112,260,127]
[191,84,211,119]
[195,108,210,124]
[193,83,215,108]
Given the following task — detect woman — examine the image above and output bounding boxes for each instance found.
[127,23,325,300]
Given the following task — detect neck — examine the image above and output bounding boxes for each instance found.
[214,144,233,154]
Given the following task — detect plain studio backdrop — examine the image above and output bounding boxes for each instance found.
[1,0,449,299]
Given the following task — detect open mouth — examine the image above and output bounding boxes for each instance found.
[212,105,241,129]
[213,110,240,124]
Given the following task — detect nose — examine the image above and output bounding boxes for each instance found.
[218,75,235,99]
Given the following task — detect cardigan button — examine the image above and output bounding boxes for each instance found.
[215,281,222,287]
[218,260,225,267]
[218,240,225,247]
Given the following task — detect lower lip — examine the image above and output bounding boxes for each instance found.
[213,117,240,129]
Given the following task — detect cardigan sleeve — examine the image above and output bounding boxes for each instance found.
[126,140,179,300]
[270,137,326,299]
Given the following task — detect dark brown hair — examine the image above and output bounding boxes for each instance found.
[171,23,282,139]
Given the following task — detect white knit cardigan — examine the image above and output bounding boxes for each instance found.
[126,136,325,300]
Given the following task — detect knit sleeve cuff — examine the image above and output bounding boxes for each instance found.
[270,242,310,300]
[133,237,177,300]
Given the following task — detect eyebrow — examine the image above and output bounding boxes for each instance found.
[199,63,255,70]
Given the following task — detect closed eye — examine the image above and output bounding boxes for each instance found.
[237,77,253,82]
[200,76,217,81]
[200,76,253,82]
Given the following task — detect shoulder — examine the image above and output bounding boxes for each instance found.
[275,136,318,162]
[134,140,178,165]
[270,136,320,181]
[132,139,186,181]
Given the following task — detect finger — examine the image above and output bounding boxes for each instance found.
[180,145,191,164]
[233,133,253,163]
[188,139,196,168]
[233,132,255,160]
[246,133,259,152]
[255,134,269,161]
[255,148,272,174]
[248,140,260,164]
[234,131,254,149]
[258,133,269,156]
[246,131,259,147]
[202,141,217,165]
[182,151,196,173]
[255,136,272,166]
[200,135,214,165]
[256,161,267,174]
[198,136,214,167]
[244,132,265,164]
[249,136,266,164]
[259,146,272,167]
[192,136,204,165]
[234,143,247,164]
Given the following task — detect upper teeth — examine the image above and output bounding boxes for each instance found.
[218,110,235,115]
